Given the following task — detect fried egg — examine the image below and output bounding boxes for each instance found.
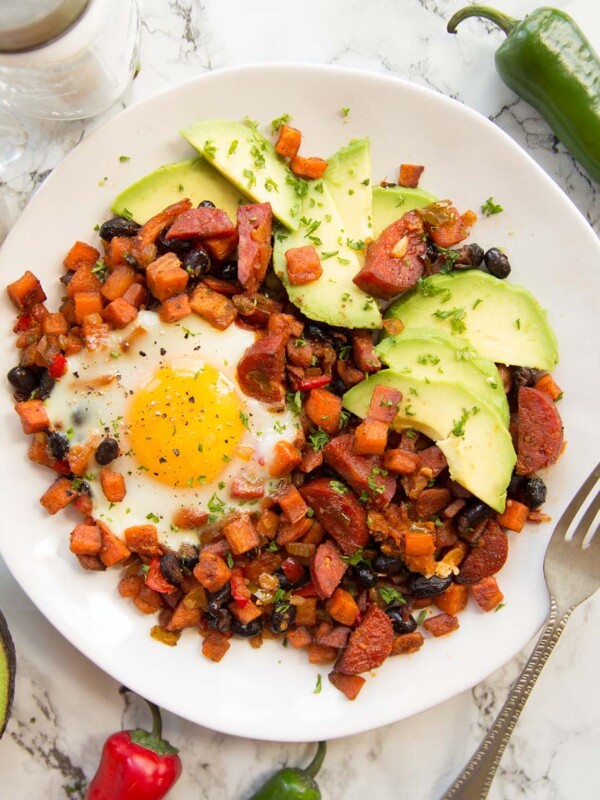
[45,311,298,547]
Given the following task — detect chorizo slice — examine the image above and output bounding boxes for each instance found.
[456,519,508,585]
[237,203,273,294]
[323,434,396,508]
[516,386,563,475]
[310,541,347,599]
[300,477,369,555]
[418,445,448,478]
[335,606,394,675]
[351,330,381,373]
[236,333,287,403]
[166,207,236,240]
[353,210,426,299]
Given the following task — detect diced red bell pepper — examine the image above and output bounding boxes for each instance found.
[14,315,33,332]
[281,557,305,584]
[52,459,72,475]
[297,374,331,392]
[230,566,251,608]
[294,580,319,598]
[48,353,68,379]
[145,557,177,594]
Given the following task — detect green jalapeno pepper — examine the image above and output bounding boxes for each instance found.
[447,5,600,183]
[247,741,326,799]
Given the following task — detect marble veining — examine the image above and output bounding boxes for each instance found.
[0,0,598,797]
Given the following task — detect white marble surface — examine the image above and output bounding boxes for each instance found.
[0,1,599,798]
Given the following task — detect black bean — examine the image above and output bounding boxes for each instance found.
[182,246,211,280]
[47,431,70,460]
[326,378,347,398]
[484,247,511,279]
[513,475,547,509]
[276,568,307,592]
[38,370,55,400]
[158,227,193,255]
[60,272,73,286]
[198,200,216,208]
[160,552,184,585]
[219,261,238,282]
[99,217,141,241]
[386,608,417,635]
[305,322,334,342]
[71,407,87,425]
[95,437,119,465]
[508,473,526,497]
[426,240,438,261]
[178,542,199,572]
[207,607,232,633]
[407,573,453,598]
[231,617,263,638]
[454,243,485,268]
[512,367,538,388]
[7,366,39,395]
[245,547,260,561]
[207,582,232,608]
[456,501,492,534]
[373,553,404,576]
[354,564,378,588]
[270,602,296,634]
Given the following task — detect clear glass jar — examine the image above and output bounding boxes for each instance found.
[0,0,140,120]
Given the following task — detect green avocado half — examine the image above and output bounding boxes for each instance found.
[0,608,16,739]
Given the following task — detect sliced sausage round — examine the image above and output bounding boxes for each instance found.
[310,541,347,600]
[516,386,563,475]
[456,519,508,585]
[335,606,394,675]
[300,478,369,555]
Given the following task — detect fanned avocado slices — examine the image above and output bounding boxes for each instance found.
[0,608,16,739]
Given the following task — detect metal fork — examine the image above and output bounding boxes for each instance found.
[443,462,600,800]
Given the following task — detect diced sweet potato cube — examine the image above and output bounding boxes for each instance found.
[368,385,403,423]
[398,163,425,188]
[404,531,436,556]
[285,246,323,286]
[134,585,163,614]
[383,448,419,474]
[353,418,388,455]
[98,521,131,567]
[173,507,209,529]
[304,388,342,435]
[66,264,103,297]
[277,516,312,545]
[404,553,437,577]
[223,513,260,555]
[73,291,103,324]
[269,441,302,477]
[69,524,102,556]
[423,612,459,637]
[294,597,317,627]
[202,630,231,662]
[101,265,136,301]
[77,554,106,571]
[351,330,381,373]
[82,313,111,350]
[104,236,133,268]
[64,241,100,270]
[67,436,99,477]
[434,583,469,615]
[146,253,189,302]
[471,576,504,612]
[229,599,263,625]
[328,671,366,700]
[190,283,237,330]
[299,448,323,473]
[40,477,77,515]
[277,484,308,524]
[166,601,202,631]
[275,124,302,159]
[100,468,126,502]
[42,313,68,336]
[118,575,144,598]
[121,282,147,309]
[326,588,358,626]
[193,551,231,592]
[124,524,163,557]
[256,508,279,540]
[307,643,337,664]
[290,155,328,180]
[7,270,47,311]
[203,232,238,262]
[496,499,530,533]
[28,433,55,468]
[231,474,265,500]
[534,373,562,401]
[103,297,138,329]
[159,293,191,323]
[15,399,49,434]
[286,626,312,648]
[391,631,425,655]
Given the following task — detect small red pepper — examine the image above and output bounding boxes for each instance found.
[145,558,177,594]
[48,353,68,379]
[230,566,250,608]
[52,459,72,476]
[281,557,305,584]
[293,580,319,598]
[14,315,33,332]
[86,688,181,800]
[297,374,331,392]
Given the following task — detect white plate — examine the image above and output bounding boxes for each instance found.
[1,64,599,742]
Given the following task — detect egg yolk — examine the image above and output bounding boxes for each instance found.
[126,363,245,488]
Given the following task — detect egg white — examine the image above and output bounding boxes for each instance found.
[45,311,299,548]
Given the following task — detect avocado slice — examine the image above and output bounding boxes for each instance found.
[371,185,437,237]
[0,609,16,739]
[343,370,515,511]
[181,120,300,229]
[384,271,559,370]
[112,157,248,224]
[272,178,382,329]
[376,328,509,425]
[325,138,373,245]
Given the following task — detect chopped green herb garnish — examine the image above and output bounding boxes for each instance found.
[495,602,507,612]
[119,155,130,163]
[308,427,330,451]
[208,494,226,515]
[243,168,256,189]
[271,113,292,133]
[239,411,250,430]
[416,610,427,625]
[346,238,365,250]
[226,551,234,569]
[341,107,350,120]
[481,197,504,217]
[329,480,348,495]
[451,406,480,437]
[228,139,239,155]
[146,512,160,523]
[379,586,406,605]
[432,306,467,334]
[204,139,217,159]
[265,177,279,192]
[340,549,366,566]
[321,250,339,260]
[313,673,322,694]
[286,391,303,415]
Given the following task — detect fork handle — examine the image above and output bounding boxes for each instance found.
[442,597,572,800]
